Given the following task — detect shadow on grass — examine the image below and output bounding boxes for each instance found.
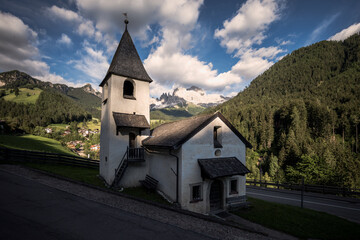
[14,162,171,207]
[0,134,76,156]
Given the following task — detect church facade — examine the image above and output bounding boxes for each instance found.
[100,22,251,214]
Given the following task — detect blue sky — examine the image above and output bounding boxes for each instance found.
[0,0,360,97]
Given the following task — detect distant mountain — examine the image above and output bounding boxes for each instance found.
[0,70,101,118]
[150,86,230,109]
[207,34,360,187]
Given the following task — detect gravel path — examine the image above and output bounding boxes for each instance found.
[0,165,277,240]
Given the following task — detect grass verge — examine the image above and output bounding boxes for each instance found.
[232,197,360,240]
[16,162,170,206]
[0,134,76,156]
[22,163,105,188]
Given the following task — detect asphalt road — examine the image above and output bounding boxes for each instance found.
[0,170,213,240]
[246,186,360,224]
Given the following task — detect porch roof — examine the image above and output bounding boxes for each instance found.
[198,157,251,179]
[113,112,150,129]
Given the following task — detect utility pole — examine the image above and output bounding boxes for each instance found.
[301,176,304,208]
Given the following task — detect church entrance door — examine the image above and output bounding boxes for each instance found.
[129,132,136,148]
[210,180,223,211]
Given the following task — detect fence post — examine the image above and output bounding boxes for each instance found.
[301,176,304,208]
[277,181,279,189]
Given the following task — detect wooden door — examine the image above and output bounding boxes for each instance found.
[129,132,136,148]
[210,180,223,211]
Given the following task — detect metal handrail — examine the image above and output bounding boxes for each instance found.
[114,147,128,177]
[128,147,144,159]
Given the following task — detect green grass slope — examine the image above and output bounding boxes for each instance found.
[0,134,76,156]
[233,197,360,239]
[3,88,42,104]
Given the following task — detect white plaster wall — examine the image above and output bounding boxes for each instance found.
[100,74,150,185]
[109,75,150,122]
[180,117,247,214]
[147,149,178,201]
[100,79,112,184]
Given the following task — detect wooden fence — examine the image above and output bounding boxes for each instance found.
[246,179,360,198]
[0,147,99,169]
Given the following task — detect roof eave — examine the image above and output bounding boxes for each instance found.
[100,72,153,87]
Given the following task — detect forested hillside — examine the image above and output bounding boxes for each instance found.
[0,70,101,118]
[0,89,91,133]
[209,34,360,187]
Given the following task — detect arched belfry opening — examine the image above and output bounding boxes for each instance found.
[123,79,135,98]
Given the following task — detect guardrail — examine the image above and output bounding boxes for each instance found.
[0,147,99,169]
[246,179,360,198]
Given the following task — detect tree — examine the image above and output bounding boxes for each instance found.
[14,87,19,96]
[268,154,279,180]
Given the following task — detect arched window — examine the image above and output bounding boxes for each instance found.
[123,79,135,99]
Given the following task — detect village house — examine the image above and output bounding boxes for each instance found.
[45,127,52,134]
[90,144,100,152]
[99,20,251,214]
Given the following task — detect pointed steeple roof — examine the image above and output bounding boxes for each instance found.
[100,23,152,86]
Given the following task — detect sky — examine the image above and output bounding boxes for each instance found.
[0,0,360,98]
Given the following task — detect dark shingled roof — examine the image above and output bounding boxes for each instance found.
[100,29,152,86]
[142,112,252,149]
[198,157,251,179]
[113,112,150,129]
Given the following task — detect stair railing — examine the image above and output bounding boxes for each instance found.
[112,147,128,187]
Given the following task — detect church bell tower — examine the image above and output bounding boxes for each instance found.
[99,19,152,186]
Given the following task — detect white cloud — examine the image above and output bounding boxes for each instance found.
[47,5,82,22]
[68,41,109,81]
[57,33,72,46]
[0,11,72,86]
[231,51,274,80]
[214,0,281,55]
[0,11,38,62]
[306,13,339,45]
[33,72,83,88]
[51,0,282,97]
[47,5,95,38]
[213,0,283,85]
[329,22,360,41]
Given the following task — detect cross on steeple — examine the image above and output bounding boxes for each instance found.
[123,13,129,30]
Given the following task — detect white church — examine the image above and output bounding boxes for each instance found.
[99,20,252,214]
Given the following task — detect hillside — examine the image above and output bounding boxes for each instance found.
[0,134,76,156]
[0,70,101,118]
[209,34,360,187]
[0,88,91,133]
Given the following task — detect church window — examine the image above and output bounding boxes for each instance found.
[230,179,238,195]
[103,82,108,104]
[123,79,135,99]
[214,126,222,148]
[190,183,203,202]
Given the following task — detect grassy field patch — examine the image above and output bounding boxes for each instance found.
[0,134,76,156]
[3,88,42,104]
[81,118,101,130]
[232,197,360,239]
[48,123,69,131]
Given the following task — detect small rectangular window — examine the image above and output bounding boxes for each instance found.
[230,179,238,195]
[103,83,108,104]
[213,126,222,148]
[190,183,203,202]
